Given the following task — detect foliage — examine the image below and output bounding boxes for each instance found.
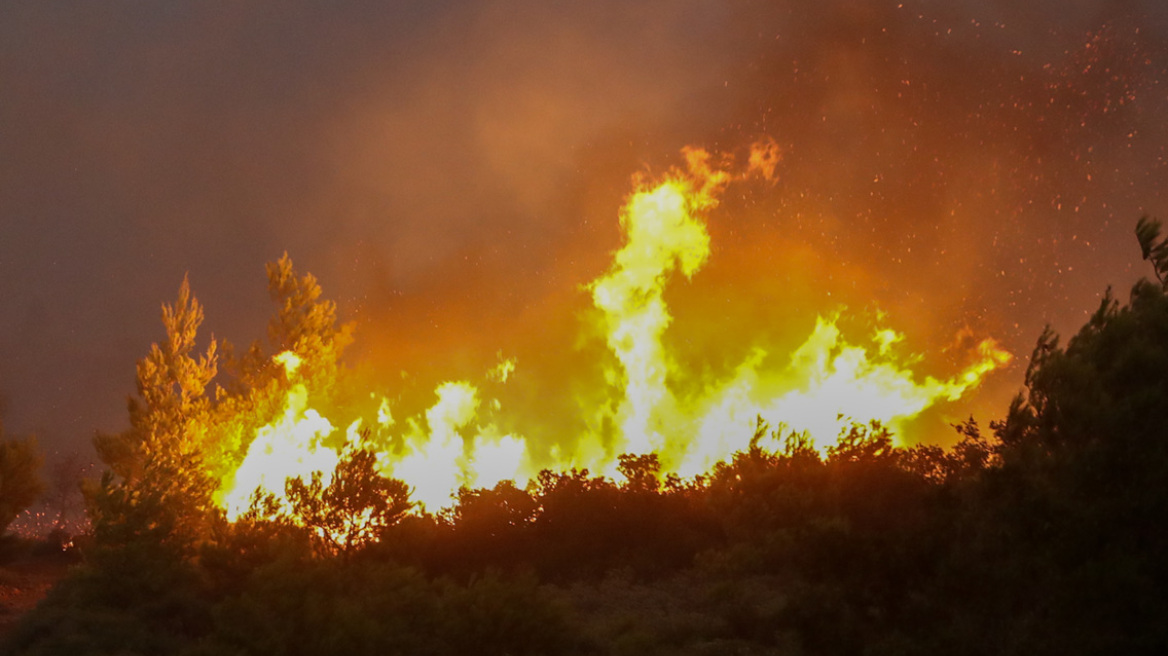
[616,452,663,493]
[210,252,355,482]
[285,445,412,558]
[262,252,354,392]
[953,239,1168,654]
[0,435,44,536]
[90,275,219,557]
[87,256,360,561]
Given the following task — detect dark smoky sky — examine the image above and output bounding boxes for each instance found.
[1,1,1166,459]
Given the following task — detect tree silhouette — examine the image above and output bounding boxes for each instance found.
[943,217,1168,654]
[616,452,662,493]
[1136,215,1168,286]
[285,445,412,558]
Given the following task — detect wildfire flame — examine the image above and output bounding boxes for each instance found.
[215,140,1011,515]
[220,351,342,520]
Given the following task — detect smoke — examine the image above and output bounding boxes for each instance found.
[0,0,1165,454]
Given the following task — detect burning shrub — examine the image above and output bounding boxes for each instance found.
[284,444,412,557]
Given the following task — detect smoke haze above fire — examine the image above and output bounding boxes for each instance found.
[1,1,1166,458]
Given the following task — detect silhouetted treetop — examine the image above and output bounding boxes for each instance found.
[1136,215,1168,286]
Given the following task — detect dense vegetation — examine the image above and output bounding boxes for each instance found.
[5,220,1168,655]
[0,431,44,539]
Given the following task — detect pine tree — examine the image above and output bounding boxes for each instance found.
[91,275,219,555]
[210,253,355,485]
[265,252,353,392]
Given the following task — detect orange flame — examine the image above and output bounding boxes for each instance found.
[214,142,1011,517]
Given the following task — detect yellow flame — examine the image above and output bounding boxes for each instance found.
[588,178,712,456]
[363,381,532,511]
[582,154,1012,476]
[489,356,516,383]
[390,382,477,509]
[220,351,336,520]
[274,350,302,377]
[212,143,1011,525]
[674,320,1012,476]
[376,398,394,427]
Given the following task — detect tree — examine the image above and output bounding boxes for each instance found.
[219,252,353,396]
[264,252,354,392]
[452,481,539,538]
[952,217,1168,653]
[1136,214,1168,286]
[285,444,412,558]
[90,275,219,555]
[996,285,1168,462]
[210,253,356,479]
[0,435,44,536]
[616,452,662,493]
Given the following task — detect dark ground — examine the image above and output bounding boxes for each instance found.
[0,545,75,639]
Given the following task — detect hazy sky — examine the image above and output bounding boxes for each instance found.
[2,1,1166,461]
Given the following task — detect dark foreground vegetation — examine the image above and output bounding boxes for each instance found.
[5,219,1168,655]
